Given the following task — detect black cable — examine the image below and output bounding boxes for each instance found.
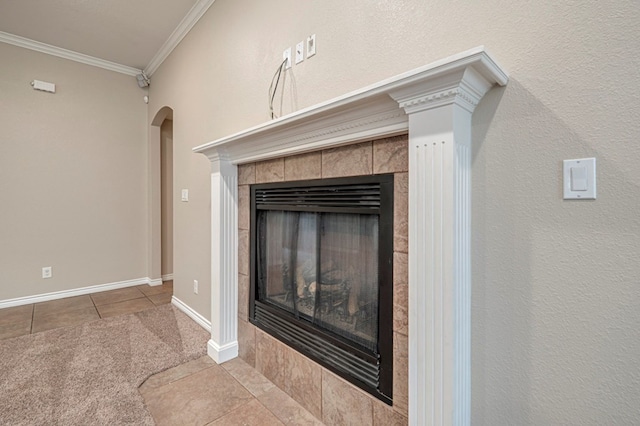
[269,58,287,119]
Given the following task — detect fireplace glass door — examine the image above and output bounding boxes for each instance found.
[257,211,379,352]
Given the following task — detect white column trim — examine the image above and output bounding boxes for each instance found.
[208,154,239,364]
[194,47,508,424]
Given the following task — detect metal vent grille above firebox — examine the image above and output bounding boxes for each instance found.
[250,174,394,404]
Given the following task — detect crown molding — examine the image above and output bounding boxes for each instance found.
[0,31,141,76]
[145,0,217,76]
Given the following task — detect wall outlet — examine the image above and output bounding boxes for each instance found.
[42,266,52,279]
[283,47,292,69]
[306,34,316,58]
[193,280,199,294]
[295,41,304,64]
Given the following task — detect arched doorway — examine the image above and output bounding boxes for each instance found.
[149,107,174,287]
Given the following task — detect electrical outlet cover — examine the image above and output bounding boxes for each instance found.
[295,41,304,64]
[306,34,316,58]
[283,47,292,69]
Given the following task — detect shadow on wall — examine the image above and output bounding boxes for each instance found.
[471,78,640,424]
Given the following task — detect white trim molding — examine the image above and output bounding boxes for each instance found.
[162,274,174,282]
[0,277,156,309]
[0,31,141,76]
[194,46,508,426]
[144,0,217,76]
[171,296,212,332]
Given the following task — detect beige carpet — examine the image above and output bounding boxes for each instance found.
[0,304,209,425]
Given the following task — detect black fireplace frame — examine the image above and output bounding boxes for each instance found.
[249,174,394,404]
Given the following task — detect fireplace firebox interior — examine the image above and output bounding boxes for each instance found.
[250,174,394,403]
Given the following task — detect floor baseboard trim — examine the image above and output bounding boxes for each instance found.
[171,296,212,333]
[207,339,238,364]
[0,277,156,309]
[161,274,174,282]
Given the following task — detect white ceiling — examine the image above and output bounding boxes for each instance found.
[0,0,211,73]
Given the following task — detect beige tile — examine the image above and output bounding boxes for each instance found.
[137,281,173,296]
[34,295,94,316]
[96,297,154,318]
[284,152,322,181]
[256,158,285,183]
[238,228,250,276]
[255,329,286,390]
[91,287,146,306]
[0,304,33,325]
[285,348,322,419]
[373,400,408,425]
[148,292,173,306]
[238,273,250,321]
[140,356,216,395]
[0,320,32,340]
[393,251,408,336]
[393,332,409,417]
[322,369,373,426]
[32,306,99,333]
[238,163,256,185]
[238,184,250,231]
[321,142,372,178]
[238,318,256,367]
[208,398,284,425]
[394,175,408,254]
[394,172,408,194]
[221,357,275,397]
[258,387,325,426]
[143,364,253,426]
[373,135,409,174]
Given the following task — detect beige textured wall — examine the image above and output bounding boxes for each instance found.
[160,120,173,276]
[149,0,640,423]
[0,43,148,300]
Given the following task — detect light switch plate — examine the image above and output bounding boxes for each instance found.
[563,158,596,200]
[181,189,189,202]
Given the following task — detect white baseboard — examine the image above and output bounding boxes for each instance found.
[148,278,163,286]
[0,277,158,309]
[161,274,174,282]
[171,296,212,333]
[207,339,238,364]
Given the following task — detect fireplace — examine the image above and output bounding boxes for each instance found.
[194,48,508,424]
[250,174,394,403]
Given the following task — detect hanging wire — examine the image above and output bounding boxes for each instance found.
[268,58,288,119]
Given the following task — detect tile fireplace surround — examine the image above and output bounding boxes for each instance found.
[194,47,508,425]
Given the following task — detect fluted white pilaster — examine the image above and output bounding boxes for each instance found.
[208,154,238,363]
[392,66,492,426]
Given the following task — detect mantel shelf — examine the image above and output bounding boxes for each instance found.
[193,46,507,164]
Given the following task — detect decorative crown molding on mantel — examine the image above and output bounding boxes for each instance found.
[194,46,508,426]
[193,46,507,163]
[0,31,142,76]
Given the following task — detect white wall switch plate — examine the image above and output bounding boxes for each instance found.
[181,189,189,202]
[295,41,304,64]
[306,34,316,58]
[193,280,199,294]
[42,266,52,278]
[563,158,596,200]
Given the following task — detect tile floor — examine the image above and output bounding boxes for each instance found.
[140,355,324,425]
[0,280,325,425]
[0,280,173,340]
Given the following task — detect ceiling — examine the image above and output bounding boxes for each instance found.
[0,0,213,74]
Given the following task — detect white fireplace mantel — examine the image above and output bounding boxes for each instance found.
[194,46,508,426]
